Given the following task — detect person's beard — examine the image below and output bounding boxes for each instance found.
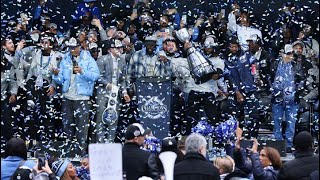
[146,48,154,55]
[166,52,175,57]
[166,47,176,57]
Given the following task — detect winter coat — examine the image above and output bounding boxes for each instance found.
[53,50,99,96]
[225,52,258,94]
[234,149,279,180]
[122,142,152,180]
[271,55,312,104]
[250,152,279,180]
[278,151,319,180]
[174,152,221,180]
[1,156,36,180]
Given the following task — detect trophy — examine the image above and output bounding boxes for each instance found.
[102,84,119,142]
[176,28,216,84]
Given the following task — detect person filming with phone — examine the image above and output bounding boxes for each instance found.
[233,127,283,179]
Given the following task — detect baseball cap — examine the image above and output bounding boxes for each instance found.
[144,36,157,45]
[87,30,98,38]
[292,40,304,48]
[204,35,218,48]
[48,23,57,30]
[161,137,177,152]
[125,123,146,140]
[104,39,124,49]
[89,42,98,50]
[66,37,80,47]
[284,44,293,54]
[228,36,239,45]
[163,36,176,44]
[246,34,259,42]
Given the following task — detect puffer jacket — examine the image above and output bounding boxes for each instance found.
[53,50,99,96]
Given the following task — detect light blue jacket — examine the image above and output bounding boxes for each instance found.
[1,156,36,180]
[53,50,100,96]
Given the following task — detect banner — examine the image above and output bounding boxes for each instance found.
[136,77,172,140]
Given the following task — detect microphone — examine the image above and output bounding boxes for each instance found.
[72,58,78,74]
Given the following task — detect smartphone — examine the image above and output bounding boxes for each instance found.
[72,60,78,74]
[240,139,254,149]
[38,154,46,170]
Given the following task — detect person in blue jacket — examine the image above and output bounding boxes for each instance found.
[52,37,99,154]
[224,36,261,139]
[73,0,102,24]
[1,138,36,180]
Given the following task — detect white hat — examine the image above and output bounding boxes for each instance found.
[66,37,80,47]
[114,39,123,48]
[89,42,98,50]
[204,36,218,47]
[145,36,157,42]
[284,44,293,54]
[292,40,304,48]
[48,23,57,29]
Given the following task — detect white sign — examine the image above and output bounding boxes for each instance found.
[89,143,122,180]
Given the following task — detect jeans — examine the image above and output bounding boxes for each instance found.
[272,103,298,148]
[62,99,90,152]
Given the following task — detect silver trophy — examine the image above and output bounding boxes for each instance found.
[176,28,216,84]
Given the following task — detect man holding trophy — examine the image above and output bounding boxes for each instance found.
[95,38,131,143]
[171,28,222,134]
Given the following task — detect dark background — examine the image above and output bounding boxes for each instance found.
[1,0,319,39]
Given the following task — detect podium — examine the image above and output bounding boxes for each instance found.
[135,77,172,140]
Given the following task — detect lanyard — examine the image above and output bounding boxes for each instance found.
[40,54,52,70]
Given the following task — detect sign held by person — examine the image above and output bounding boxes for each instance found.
[89,143,123,180]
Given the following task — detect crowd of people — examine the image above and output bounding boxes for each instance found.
[1,125,319,180]
[1,0,319,175]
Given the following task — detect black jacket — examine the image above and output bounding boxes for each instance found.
[174,152,221,180]
[122,142,151,180]
[277,151,319,180]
